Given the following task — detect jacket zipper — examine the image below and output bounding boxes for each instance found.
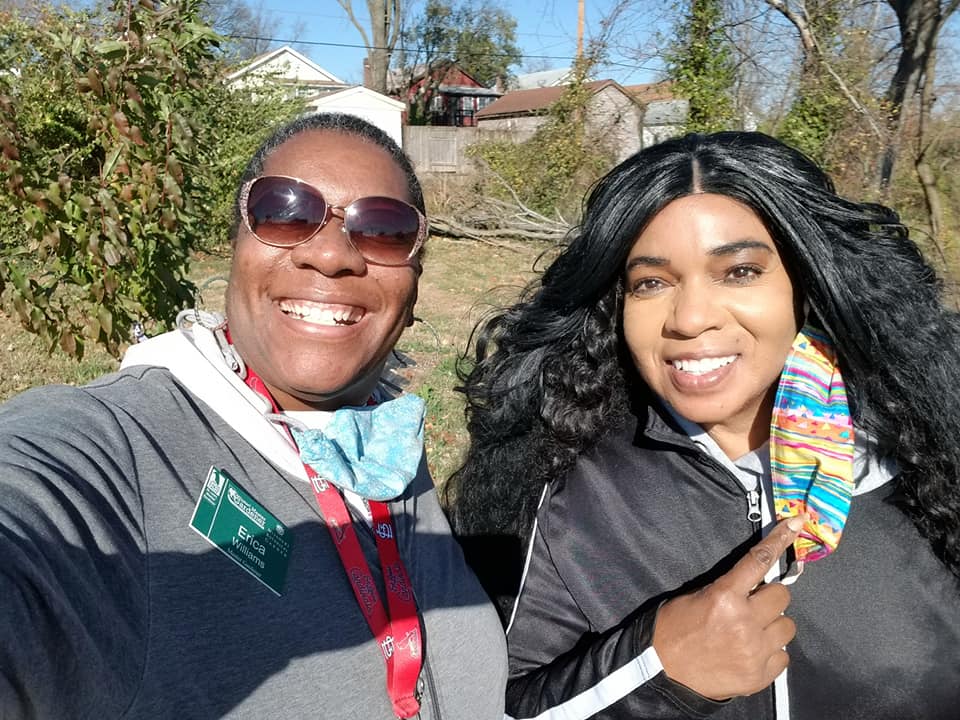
[687,450,764,534]
[420,652,442,719]
[746,487,763,532]
[655,437,779,719]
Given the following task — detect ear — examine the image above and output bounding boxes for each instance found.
[406,269,420,328]
[406,286,419,327]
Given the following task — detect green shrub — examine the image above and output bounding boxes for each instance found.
[0,1,302,357]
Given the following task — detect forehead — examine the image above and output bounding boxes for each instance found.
[631,193,774,254]
[261,130,411,203]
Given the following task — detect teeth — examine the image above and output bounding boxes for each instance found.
[279,300,364,326]
[672,355,736,374]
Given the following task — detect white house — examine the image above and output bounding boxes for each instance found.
[225,45,348,97]
[304,86,407,148]
[225,46,405,147]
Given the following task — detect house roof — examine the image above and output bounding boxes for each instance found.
[475,79,629,120]
[386,65,416,93]
[226,45,345,85]
[513,67,573,89]
[305,85,406,111]
[387,61,491,93]
[622,80,676,104]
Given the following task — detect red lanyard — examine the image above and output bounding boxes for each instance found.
[243,369,423,718]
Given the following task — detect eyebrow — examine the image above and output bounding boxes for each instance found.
[625,239,774,271]
[708,239,775,257]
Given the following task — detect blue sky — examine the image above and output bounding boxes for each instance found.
[254,0,669,87]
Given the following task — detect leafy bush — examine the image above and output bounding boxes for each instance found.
[665,0,736,133]
[0,0,218,356]
[0,0,302,357]
[192,80,303,251]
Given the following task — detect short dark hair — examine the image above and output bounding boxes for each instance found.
[231,112,425,240]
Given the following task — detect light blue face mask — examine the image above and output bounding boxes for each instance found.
[291,394,426,501]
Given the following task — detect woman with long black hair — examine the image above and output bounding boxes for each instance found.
[447,131,960,719]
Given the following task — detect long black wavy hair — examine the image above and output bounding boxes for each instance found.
[446,131,960,597]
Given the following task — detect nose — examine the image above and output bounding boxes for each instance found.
[288,214,366,277]
[665,281,724,338]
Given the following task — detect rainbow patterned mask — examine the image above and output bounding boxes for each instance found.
[771,326,855,563]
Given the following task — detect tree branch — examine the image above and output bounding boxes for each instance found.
[387,0,402,49]
[763,0,884,139]
[336,0,371,48]
[429,216,565,245]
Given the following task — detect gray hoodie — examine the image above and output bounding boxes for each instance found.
[0,319,507,719]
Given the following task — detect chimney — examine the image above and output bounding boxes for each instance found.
[363,58,371,89]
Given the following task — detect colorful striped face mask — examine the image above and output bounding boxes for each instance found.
[771,325,855,564]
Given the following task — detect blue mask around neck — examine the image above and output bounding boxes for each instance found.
[291,393,426,501]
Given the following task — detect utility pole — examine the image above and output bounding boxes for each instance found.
[577,0,585,58]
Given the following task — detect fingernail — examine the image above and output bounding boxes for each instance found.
[787,515,805,532]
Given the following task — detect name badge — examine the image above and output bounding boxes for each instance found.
[189,467,293,596]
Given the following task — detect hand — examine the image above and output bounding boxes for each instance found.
[652,515,804,701]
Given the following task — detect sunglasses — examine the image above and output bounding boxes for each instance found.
[239,175,427,266]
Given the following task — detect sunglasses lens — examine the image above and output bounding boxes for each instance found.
[344,197,422,265]
[246,177,327,246]
[244,178,424,263]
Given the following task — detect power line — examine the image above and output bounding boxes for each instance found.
[227,34,663,72]
[228,34,577,60]
[222,33,892,92]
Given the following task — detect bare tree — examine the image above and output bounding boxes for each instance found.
[880,0,960,196]
[336,0,402,93]
[764,0,884,138]
[762,0,957,246]
[722,0,788,128]
[201,0,289,59]
[913,45,945,240]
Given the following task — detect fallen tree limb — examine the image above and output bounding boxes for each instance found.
[426,159,576,245]
[429,215,569,245]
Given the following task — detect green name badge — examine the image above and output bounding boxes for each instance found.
[190,466,293,596]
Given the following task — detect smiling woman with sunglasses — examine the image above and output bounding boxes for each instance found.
[0,112,507,719]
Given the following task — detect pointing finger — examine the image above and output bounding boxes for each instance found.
[720,515,805,595]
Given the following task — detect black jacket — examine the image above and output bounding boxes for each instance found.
[500,404,960,720]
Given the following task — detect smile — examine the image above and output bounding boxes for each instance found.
[671,355,737,375]
[278,299,365,326]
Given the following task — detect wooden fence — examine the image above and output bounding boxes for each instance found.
[402,125,515,176]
